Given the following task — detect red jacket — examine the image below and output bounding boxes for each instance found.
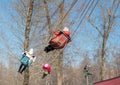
[42,64,51,73]
[49,30,71,49]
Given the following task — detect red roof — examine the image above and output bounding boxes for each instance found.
[94,76,120,85]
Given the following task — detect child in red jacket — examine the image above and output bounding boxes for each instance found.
[44,27,71,53]
[42,63,51,79]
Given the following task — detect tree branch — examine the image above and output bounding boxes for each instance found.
[87,18,103,37]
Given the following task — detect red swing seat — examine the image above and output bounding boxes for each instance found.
[49,33,70,49]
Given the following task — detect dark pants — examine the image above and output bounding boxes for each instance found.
[18,63,27,74]
[42,73,47,79]
[44,45,55,53]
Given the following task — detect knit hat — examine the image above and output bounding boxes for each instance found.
[44,64,49,67]
[63,27,69,31]
[28,48,33,55]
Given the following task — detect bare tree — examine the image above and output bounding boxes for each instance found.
[23,0,34,85]
[88,0,120,80]
[43,0,52,38]
[57,1,64,85]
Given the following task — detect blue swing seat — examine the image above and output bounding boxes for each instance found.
[20,55,30,67]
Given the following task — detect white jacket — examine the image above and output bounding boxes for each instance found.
[22,51,36,65]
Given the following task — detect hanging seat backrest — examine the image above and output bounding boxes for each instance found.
[49,32,70,49]
[20,55,30,66]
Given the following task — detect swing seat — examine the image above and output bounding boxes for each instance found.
[20,55,30,66]
[49,33,70,49]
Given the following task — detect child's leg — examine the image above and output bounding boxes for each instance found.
[44,45,55,53]
[42,70,49,79]
[18,63,23,72]
[42,73,47,79]
[20,65,27,74]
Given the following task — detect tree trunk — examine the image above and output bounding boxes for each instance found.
[57,50,63,85]
[100,12,113,80]
[57,1,64,85]
[43,0,52,38]
[100,33,107,80]
[23,0,34,85]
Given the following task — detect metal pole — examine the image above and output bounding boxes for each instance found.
[86,75,89,85]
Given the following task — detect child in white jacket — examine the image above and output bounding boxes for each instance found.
[18,48,36,74]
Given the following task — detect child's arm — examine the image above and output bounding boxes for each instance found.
[53,30,60,35]
[32,56,36,62]
[22,51,27,56]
